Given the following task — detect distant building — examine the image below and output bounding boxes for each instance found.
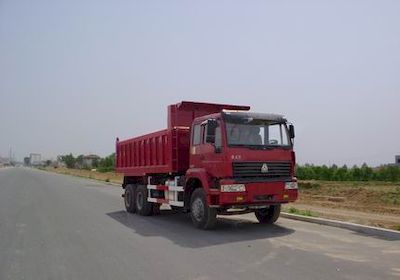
[29,153,42,166]
[24,157,30,166]
[396,155,400,166]
[0,158,12,166]
[82,154,100,168]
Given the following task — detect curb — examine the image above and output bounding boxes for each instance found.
[281,212,400,240]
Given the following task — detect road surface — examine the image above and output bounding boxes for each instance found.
[0,167,399,280]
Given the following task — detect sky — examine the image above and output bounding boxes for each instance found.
[0,0,399,166]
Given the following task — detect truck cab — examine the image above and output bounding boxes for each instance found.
[184,111,298,227]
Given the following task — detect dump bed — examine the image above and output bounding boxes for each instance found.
[116,128,190,176]
[116,101,250,177]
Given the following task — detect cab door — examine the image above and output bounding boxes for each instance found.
[199,118,226,178]
[189,122,203,168]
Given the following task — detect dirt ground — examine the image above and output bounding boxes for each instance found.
[43,167,400,230]
[283,181,400,230]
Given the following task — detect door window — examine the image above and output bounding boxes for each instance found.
[192,124,201,146]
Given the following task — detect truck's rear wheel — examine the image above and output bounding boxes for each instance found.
[135,185,153,216]
[124,184,136,213]
[255,205,281,224]
[190,188,217,230]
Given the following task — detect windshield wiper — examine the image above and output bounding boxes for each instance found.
[248,145,274,150]
[230,144,274,150]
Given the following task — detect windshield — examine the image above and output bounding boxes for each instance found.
[225,119,291,147]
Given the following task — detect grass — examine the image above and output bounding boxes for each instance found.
[42,166,123,184]
[298,180,400,212]
[380,187,400,206]
[287,207,319,217]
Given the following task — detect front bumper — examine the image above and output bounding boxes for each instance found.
[208,180,298,207]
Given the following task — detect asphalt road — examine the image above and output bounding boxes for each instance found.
[0,168,399,280]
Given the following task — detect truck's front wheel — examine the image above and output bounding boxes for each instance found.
[135,185,153,216]
[255,205,281,224]
[190,188,217,230]
[124,184,136,213]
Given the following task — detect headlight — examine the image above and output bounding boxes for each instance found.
[221,184,246,192]
[285,182,298,190]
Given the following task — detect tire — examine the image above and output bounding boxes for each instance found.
[190,188,217,229]
[124,184,136,213]
[152,203,161,215]
[254,204,281,224]
[135,185,153,216]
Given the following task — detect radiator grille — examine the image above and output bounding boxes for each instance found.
[232,161,291,181]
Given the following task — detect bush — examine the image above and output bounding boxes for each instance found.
[97,153,115,173]
[58,153,115,172]
[60,154,76,169]
[288,207,318,217]
[381,187,400,205]
[296,164,400,182]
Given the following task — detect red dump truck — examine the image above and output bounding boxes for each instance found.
[116,101,298,229]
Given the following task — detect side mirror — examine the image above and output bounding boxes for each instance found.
[289,124,295,139]
[206,119,218,143]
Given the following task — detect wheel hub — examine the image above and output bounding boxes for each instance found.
[192,198,204,221]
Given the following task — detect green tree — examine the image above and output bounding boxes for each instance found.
[360,163,373,181]
[76,154,84,168]
[98,153,115,172]
[293,163,400,182]
[350,165,361,181]
[335,165,348,181]
[61,154,76,169]
[320,165,333,180]
[379,166,400,182]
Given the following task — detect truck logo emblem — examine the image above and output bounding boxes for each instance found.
[261,163,269,173]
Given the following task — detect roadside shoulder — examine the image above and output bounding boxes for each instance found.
[281,212,400,240]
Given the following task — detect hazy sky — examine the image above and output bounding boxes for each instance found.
[1,0,399,166]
